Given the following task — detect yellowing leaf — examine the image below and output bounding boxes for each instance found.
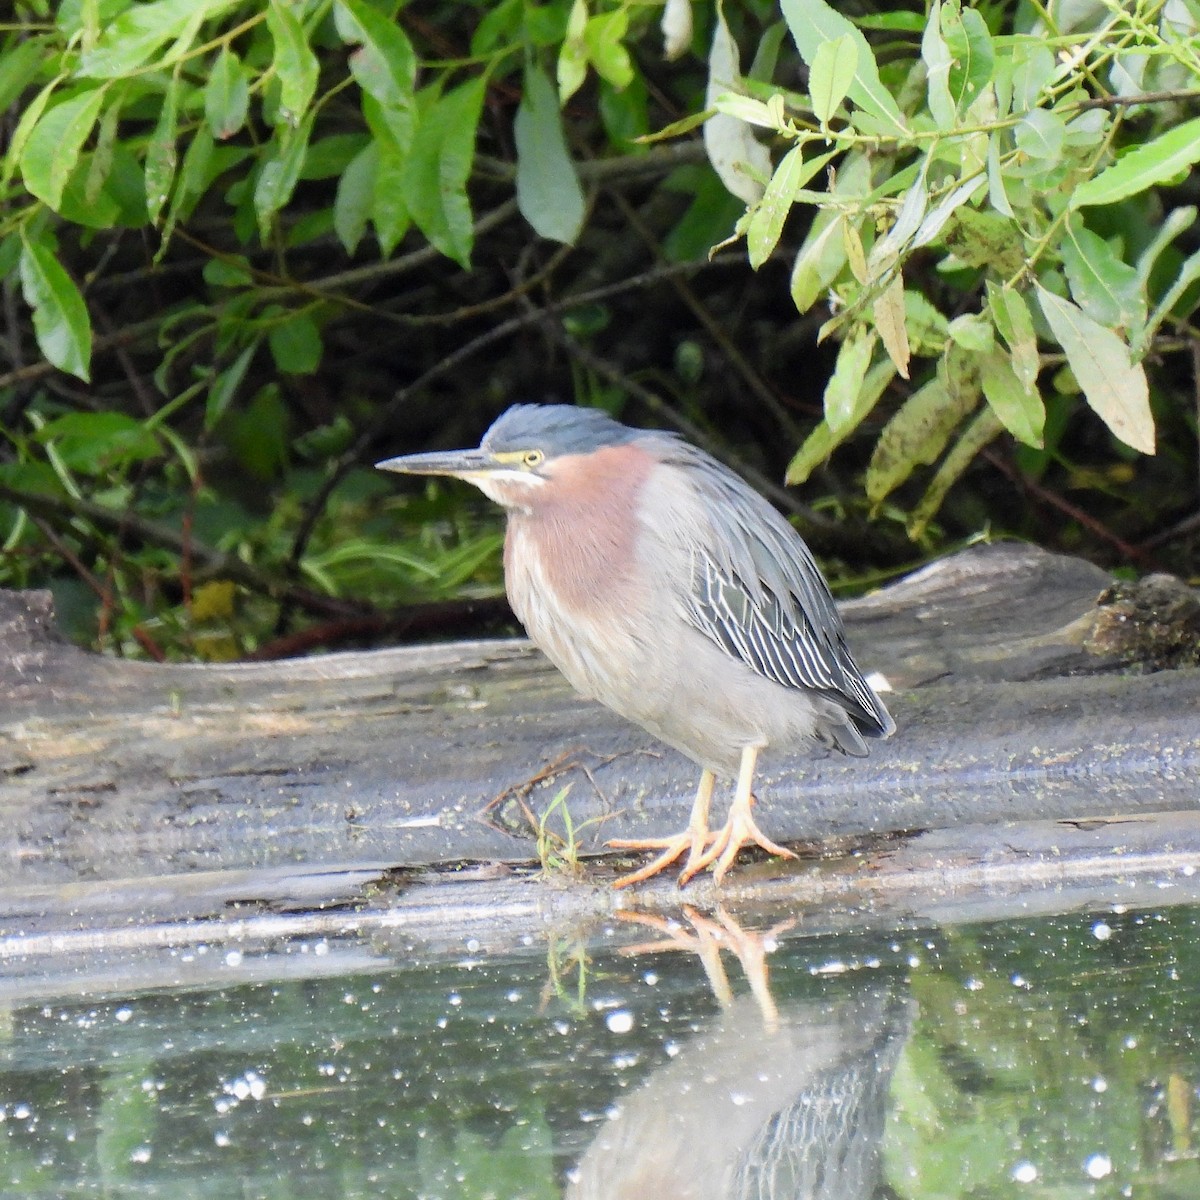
[873,271,910,378]
[1036,284,1154,454]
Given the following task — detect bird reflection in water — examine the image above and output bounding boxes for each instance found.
[567,908,911,1200]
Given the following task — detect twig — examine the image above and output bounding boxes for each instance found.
[982,448,1162,568]
[1,483,368,619]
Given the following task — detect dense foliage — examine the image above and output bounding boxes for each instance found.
[1,0,1197,658]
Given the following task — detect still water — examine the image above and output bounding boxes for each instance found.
[3,899,1199,1199]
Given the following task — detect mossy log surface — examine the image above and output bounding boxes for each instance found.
[3,542,1199,948]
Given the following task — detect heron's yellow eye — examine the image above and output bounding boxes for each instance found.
[523,449,545,468]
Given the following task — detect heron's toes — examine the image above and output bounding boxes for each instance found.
[608,827,717,889]
[682,808,796,887]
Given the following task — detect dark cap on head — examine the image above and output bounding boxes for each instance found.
[482,404,641,458]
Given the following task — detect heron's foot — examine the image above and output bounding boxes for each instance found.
[616,907,797,1029]
[607,827,717,889]
[679,801,797,887]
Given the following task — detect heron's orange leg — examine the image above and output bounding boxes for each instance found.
[608,769,717,888]
[679,744,797,886]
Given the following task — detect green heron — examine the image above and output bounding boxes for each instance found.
[377,404,894,887]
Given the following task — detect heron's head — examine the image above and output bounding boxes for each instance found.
[377,404,647,510]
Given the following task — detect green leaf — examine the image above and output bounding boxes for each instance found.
[402,75,487,266]
[921,0,955,130]
[515,64,585,245]
[267,0,319,125]
[228,383,290,480]
[979,346,1043,447]
[789,151,871,312]
[748,144,837,269]
[584,10,634,90]
[79,0,234,77]
[1015,109,1064,160]
[907,407,1003,538]
[809,34,857,125]
[986,282,1039,393]
[0,36,48,115]
[268,310,322,374]
[787,359,895,484]
[866,359,980,504]
[85,90,123,204]
[1133,244,1200,361]
[1134,205,1196,291]
[557,0,589,102]
[1035,284,1153,454]
[986,131,1013,216]
[205,46,249,139]
[202,256,253,287]
[942,1,994,115]
[824,327,875,431]
[910,173,986,251]
[254,113,314,239]
[206,341,259,429]
[705,5,772,205]
[780,0,908,136]
[18,235,93,381]
[336,0,417,112]
[145,76,180,224]
[335,141,377,254]
[35,412,161,473]
[19,86,107,210]
[947,312,992,353]
[157,126,216,258]
[362,96,410,255]
[1073,116,1200,208]
[2,76,62,196]
[1060,216,1146,332]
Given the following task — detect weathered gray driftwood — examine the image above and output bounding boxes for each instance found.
[3,541,1198,918]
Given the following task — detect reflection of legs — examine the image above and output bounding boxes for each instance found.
[681,743,797,886]
[609,768,718,889]
[617,906,797,1031]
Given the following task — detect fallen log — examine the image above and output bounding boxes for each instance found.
[2,542,1197,916]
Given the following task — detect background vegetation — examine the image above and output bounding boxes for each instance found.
[1,0,1198,660]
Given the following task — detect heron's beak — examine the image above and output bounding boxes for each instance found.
[375,447,493,479]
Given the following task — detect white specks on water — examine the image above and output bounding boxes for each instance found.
[214,1131,231,1147]
[225,949,243,967]
[1011,1161,1038,1183]
[1092,1076,1108,1093]
[1084,1153,1112,1179]
[811,960,848,976]
[605,1010,634,1034]
[129,1145,152,1163]
[1092,921,1113,941]
[114,1007,133,1023]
